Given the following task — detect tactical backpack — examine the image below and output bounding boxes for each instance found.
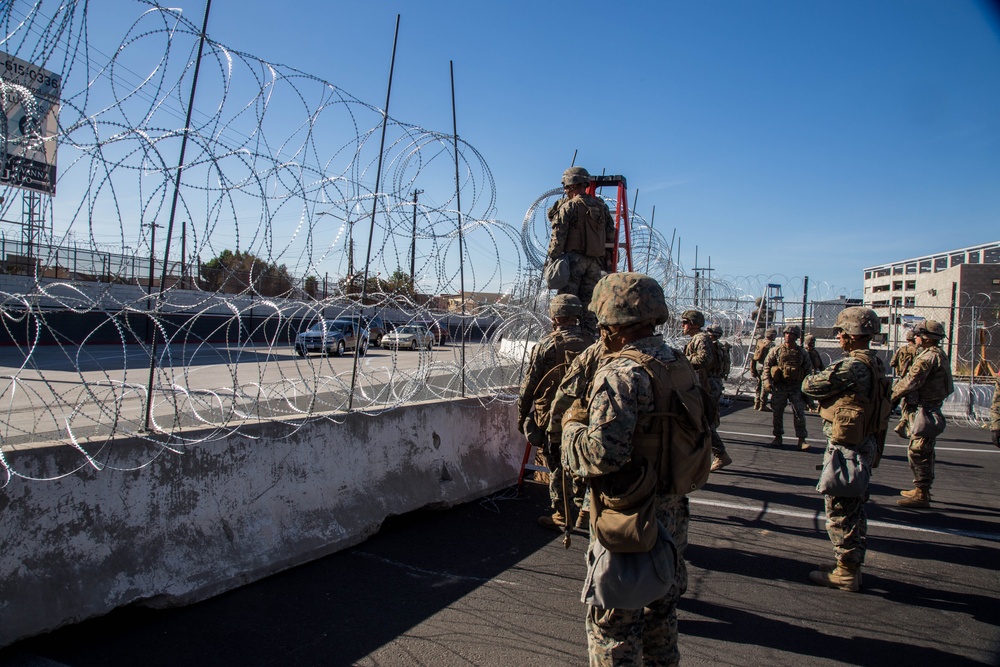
[565,196,608,258]
[818,353,893,466]
[603,348,715,496]
[530,331,592,432]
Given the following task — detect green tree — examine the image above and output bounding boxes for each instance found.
[199,250,294,297]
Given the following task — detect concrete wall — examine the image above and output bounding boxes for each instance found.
[0,397,523,647]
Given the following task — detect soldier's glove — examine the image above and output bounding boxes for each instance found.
[992,430,1000,449]
[562,400,589,428]
[523,419,545,448]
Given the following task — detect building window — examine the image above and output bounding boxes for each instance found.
[872,284,890,293]
[934,257,948,271]
[905,280,916,290]
[872,299,889,307]
[864,271,872,280]
[969,251,980,264]
[892,265,903,275]
[986,248,1000,263]
[892,281,903,290]
[892,297,902,306]
[905,263,916,274]
[951,253,964,267]
[904,297,915,307]
[919,260,932,273]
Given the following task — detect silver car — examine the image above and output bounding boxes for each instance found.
[294,320,369,357]
[381,325,434,351]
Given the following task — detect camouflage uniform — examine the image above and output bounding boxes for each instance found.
[547,170,616,336]
[801,350,884,566]
[891,343,954,495]
[751,332,776,410]
[803,335,824,410]
[517,311,595,522]
[563,337,690,667]
[763,338,812,443]
[890,341,919,377]
[685,327,727,458]
[560,272,689,667]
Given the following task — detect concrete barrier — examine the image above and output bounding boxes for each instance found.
[0,397,523,647]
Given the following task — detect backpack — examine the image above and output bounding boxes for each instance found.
[531,331,592,430]
[818,353,893,467]
[605,348,715,496]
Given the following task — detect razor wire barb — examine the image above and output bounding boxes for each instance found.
[0,1,992,485]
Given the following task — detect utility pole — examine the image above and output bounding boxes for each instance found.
[410,188,423,290]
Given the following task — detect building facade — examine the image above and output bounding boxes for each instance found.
[862,241,1000,374]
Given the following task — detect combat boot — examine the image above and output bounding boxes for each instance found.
[537,510,567,531]
[893,420,908,438]
[809,562,861,592]
[798,437,810,451]
[768,436,782,448]
[711,451,733,471]
[817,561,863,587]
[754,399,762,410]
[896,488,931,508]
[574,509,590,530]
[899,488,932,499]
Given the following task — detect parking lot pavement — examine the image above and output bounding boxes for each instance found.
[1,400,998,667]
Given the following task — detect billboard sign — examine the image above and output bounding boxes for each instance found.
[1,52,60,195]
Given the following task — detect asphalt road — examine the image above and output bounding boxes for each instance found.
[1,398,997,666]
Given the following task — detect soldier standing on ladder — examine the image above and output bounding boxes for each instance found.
[546,166,617,337]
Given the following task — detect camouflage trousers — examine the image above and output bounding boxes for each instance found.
[822,438,876,565]
[558,252,603,337]
[903,408,941,489]
[771,386,807,438]
[542,440,589,514]
[586,496,689,667]
[753,375,769,407]
[708,377,727,456]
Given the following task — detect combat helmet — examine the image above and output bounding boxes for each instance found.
[834,307,881,336]
[765,327,777,340]
[905,328,916,342]
[681,309,705,327]
[784,324,802,339]
[707,324,723,337]
[561,166,591,187]
[549,293,583,319]
[589,272,669,327]
[804,334,816,345]
[913,319,945,340]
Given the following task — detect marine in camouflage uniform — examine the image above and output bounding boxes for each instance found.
[547,166,616,336]
[518,294,596,529]
[560,272,691,667]
[803,334,824,411]
[889,329,919,436]
[891,320,955,508]
[751,328,777,410]
[682,311,731,472]
[762,325,812,449]
[890,329,918,377]
[801,307,885,592]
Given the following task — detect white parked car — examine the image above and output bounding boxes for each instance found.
[382,325,434,351]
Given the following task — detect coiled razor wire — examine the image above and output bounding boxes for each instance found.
[0,1,995,485]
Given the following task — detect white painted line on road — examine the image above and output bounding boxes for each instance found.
[690,497,1000,543]
[718,429,999,453]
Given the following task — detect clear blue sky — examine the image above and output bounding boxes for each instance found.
[32,0,1000,297]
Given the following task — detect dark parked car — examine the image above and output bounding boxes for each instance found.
[341,315,386,346]
[417,321,449,346]
[294,319,369,357]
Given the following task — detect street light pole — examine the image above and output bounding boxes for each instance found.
[410,188,423,290]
